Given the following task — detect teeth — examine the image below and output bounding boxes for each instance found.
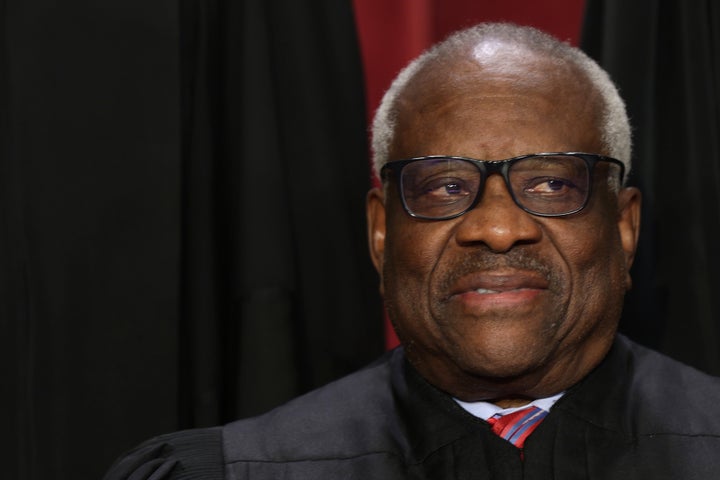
[475,288,500,294]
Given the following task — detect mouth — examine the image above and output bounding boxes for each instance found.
[444,271,550,307]
[450,271,549,293]
[475,288,502,294]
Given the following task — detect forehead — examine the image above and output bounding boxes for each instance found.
[390,44,604,160]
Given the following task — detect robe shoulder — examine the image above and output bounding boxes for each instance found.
[102,427,225,480]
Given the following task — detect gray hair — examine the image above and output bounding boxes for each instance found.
[371,23,632,183]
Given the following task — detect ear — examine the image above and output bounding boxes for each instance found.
[616,186,642,289]
[366,187,387,292]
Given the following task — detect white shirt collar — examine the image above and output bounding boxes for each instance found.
[454,392,564,421]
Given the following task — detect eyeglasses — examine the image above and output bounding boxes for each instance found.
[380,153,625,220]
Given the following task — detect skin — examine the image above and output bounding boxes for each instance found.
[366,42,641,407]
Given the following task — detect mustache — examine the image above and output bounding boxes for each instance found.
[436,248,561,294]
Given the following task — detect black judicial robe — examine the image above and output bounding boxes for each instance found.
[104,335,720,479]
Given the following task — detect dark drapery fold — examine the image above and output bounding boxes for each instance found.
[2,0,382,478]
[183,0,384,422]
[4,3,184,479]
[177,0,383,427]
[1,0,33,475]
[582,0,720,374]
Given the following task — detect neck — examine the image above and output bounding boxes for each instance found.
[492,397,534,409]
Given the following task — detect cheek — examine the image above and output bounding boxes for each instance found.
[382,217,453,333]
[556,218,627,323]
[555,188,625,277]
[384,213,452,278]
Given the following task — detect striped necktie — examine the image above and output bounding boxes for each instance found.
[487,405,548,449]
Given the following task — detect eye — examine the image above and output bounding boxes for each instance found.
[432,181,464,195]
[524,177,577,195]
[400,159,481,217]
[420,177,471,200]
[445,183,461,194]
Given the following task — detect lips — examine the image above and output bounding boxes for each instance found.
[445,271,550,301]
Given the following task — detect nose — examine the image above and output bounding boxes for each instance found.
[454,174,543,252]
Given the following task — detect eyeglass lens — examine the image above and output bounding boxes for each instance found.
[399,155,590,219]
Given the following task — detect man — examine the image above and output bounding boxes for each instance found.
[105,23,720,479]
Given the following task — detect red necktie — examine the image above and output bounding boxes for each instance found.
[487,406,547,449]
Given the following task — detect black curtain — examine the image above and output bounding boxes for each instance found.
[1,1,383,478]
[582,1,720,373]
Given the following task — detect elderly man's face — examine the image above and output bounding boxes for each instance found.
[367,49,641,404]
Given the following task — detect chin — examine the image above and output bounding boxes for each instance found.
[456,332,552,368]
[458,355,545,382]
[409,344,547,394]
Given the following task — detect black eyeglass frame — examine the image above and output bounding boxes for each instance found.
[380,152,626,220]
